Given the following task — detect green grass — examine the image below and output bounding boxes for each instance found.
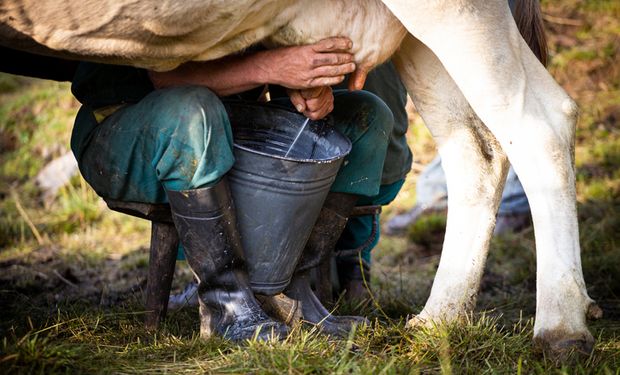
[1,1,620,373]
[1,307,618,373]
[406,213,446,248]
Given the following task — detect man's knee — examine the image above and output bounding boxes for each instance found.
[148,86,230,139]
[334,90,394,145]
[328,91,394,197]
[355,90,394,131]
[135,86,234,191]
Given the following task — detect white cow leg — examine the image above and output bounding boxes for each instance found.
[385,0,595,353]
[394,35,509,325]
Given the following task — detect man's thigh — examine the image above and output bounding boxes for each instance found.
[72,86,235,203]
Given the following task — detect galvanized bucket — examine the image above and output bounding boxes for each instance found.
[225,101,351,295]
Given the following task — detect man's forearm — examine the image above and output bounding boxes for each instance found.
[148,51,273,97]
[148,37,356,105]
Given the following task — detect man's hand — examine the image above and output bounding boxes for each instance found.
[261,37,356,90]
[288,86,334,120]
[149,36,356,101]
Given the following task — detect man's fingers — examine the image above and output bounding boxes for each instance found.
[305,95,328,109]
[312,37,353,53]
[300,86,326,100]
[304,101,334,120]
[312,62,356,78]
[308,75,346,87]
[303,87,334,120]
[311,53,354,67]
[288,90,306,113]
[304,111,324,121]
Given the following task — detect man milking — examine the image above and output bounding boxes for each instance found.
[70,37,397,340]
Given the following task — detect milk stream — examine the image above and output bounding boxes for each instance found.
[284,117,310,157]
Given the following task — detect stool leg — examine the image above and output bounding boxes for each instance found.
[145,221,178,330]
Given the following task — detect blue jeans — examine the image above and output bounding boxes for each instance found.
[416,155,530,215]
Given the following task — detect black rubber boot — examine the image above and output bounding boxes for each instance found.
[259,192,368,336]
[167,177,289,341]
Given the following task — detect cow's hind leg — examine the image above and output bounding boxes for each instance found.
[385,0,595,354]
[394,35,509,325]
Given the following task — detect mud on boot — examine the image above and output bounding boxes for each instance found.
[259,192,369,336]
[167,177,288,342]
[168,280,199,310]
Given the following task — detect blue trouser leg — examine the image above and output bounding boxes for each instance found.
[336,179,405,264]
[71,86,235,203]
[327,90,393,197]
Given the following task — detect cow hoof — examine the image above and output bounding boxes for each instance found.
[586,302,603,320]
[534,331,595,362]
[405,315,433,329]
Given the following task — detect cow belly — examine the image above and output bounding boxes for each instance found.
[0,0,298,70]
[268,0,407,72]
[0,0,406,72]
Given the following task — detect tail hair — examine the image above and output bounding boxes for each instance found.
[514,0,548,66]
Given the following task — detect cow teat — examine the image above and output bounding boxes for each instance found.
[348,65,369,91]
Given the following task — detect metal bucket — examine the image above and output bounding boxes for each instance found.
[225,101,351,295]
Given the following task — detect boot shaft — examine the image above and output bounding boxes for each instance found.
[167,178,246,287]
[296,192,359,272]
[167,178,287,340]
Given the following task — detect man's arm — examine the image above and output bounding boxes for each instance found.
[148,37,356,117]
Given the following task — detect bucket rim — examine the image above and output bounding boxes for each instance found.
[227,100,352,163]
[232,141,350,164]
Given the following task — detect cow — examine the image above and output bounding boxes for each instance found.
[0,0,599,356]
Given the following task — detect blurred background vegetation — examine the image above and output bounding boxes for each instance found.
[0,0,618,373]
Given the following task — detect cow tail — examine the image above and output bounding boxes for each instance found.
[514,0,548,66]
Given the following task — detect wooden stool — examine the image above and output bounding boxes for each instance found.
[314,204,382,304]
[104,199,178,330]
[103,199,381,326]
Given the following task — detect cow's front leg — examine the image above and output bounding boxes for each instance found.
[384,0,595,354]
[394,35,509,324]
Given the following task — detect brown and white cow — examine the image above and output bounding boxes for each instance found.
[0,0,598,355]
